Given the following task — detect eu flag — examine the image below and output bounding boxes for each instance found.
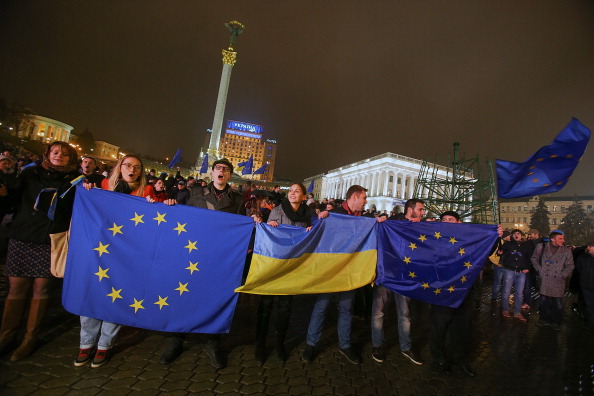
[496,118,590,199]
[167,148,182,169]
[199,154,209,174]
[241,155,253,175]
[307,180,314,193]
[377,221,498,308]
[62,187,253,333]
[253,164,267,175]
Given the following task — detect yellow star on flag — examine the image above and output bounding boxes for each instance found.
[433,288,441,295]
[129,298,145,313]
[186,261,200,274]
[94,266,110,281]
[458,248,465,256]
[408,271,417,278]
[185,240,198,253]
[108,223,123,236]
[403,256,411,264]
[409,242,417,251]
[421,282,430,289]
[154,296,169,310]
[173,222,187,235]
[93,242,110,257]
[107,287,123,302]
[461,276,467,283]
[175,282,189,295]
[449,237,457,245]
[130,212,144,226]
[418,234,427,242]
[464,261,472,269]
[434,232,442,239]
[153,212,167,225]
[448,286,456,293]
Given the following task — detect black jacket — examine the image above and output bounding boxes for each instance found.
[500,240,531,271]
[186,182,244,214]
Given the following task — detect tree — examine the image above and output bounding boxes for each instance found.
[529,198,551,236]
[560,197,594,245]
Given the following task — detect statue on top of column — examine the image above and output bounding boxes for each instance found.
[225,20,245,49]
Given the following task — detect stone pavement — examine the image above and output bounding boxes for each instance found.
[1,251,594,395]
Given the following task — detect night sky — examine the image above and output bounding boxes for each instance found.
[1,1,593,195]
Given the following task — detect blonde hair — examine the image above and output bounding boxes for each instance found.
[107,155,147,197]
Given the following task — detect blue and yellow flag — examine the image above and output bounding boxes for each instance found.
[377,221,498,308]
[236,213,377,295]
[62,187,253,333]
[496,118,590,199]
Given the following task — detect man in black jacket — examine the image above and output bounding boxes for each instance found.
[159,158,245,368]
[499,229,531,321]
[576,242,594,327]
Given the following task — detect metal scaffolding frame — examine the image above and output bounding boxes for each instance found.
[413,142,499,224]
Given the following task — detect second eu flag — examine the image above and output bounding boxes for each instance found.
[62,187,254,333]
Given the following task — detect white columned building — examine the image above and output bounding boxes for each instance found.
[304,152,452,213]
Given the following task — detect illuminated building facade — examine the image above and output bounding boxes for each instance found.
[214,120,277,181]
[14,114,73,143]
[93,141,120,161]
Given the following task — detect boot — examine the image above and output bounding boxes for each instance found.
[255,297,271,365]
[10,298,49,361]
[0,299,27,355]
[275,297,291,362]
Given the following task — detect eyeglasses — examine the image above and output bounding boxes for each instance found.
[214,165,231,173]
[121,163,142,171]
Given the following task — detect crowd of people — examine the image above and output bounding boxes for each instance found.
[0,140,592,378]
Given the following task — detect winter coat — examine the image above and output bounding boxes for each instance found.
[576,252,594,290]
[186,182,244,214]
[532,243,574,297]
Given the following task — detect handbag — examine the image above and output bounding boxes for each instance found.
[50,230,70,278]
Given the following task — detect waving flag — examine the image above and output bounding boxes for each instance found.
[241,155,253,175]
[377,221,498,308]
[496,118,591,199]
[62,187,253,333]
[253,164,267,175]
[199,154,209,174]
[307,180,314,193]
[167,148,182,169]
[236,213,377,295]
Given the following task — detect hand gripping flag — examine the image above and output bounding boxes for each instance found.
[496,118,591,199]
[236,213,377,295]
[376,221,498,308]
[62,187,253,333]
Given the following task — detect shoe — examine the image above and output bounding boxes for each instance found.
[502,311,510,318]
[10,299,49,361]
[401,349,424,366]
[339,347,362,365]
[431,362,451,375]
[74,347,96,367]
[205,342,226,369]
[521,304,530,310]
[514,313,527,322]
[371,347,385,363]
[302,344,315,363]
[91,349,109,368]
[459,363,477,377]
[160,340,183,364]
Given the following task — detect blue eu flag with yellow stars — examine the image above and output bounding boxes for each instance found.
[376,221,498,308]
[62,187,254,333]
[496,118,590,199]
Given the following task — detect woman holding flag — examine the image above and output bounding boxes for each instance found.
[0,141,80,361]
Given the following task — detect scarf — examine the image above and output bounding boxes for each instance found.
[113,180,134,194]
[281,198,311,226]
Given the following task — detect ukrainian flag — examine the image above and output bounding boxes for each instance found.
[236,213,378,295]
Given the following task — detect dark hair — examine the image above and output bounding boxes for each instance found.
[550,230,564,239]
[82,156,97,164]
[345,185,367,201]
[440,210,460,221]
[404,198,424,215]
[511,228,524,236]
[291,183,307,195]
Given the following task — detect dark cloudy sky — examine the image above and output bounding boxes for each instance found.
[1,1,593,195]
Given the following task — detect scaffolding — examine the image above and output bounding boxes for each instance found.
[413,142,499,224]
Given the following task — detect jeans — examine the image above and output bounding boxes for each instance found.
[491,266,505,300]
[523,270,537,307]
[371,285,411,351]
[502,269,526,315]
[305,291,355,350]
[80,316,122,350]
